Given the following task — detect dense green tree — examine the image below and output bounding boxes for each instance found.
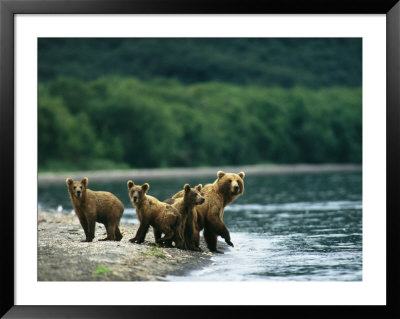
[38,77,362,171]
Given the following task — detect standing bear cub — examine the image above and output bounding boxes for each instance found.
[127,180,184,249]
[164,184,204,251]
[66,177,124,242]
[173,171,245,253]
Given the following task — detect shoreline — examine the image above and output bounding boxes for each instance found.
[38,163,361,185]
[38,211,219,281]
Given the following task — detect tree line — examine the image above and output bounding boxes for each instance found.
[38,76,362,171]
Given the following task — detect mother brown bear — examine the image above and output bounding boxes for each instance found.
[173,171,245,253]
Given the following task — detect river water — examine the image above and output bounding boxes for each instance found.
[38,171,362,281]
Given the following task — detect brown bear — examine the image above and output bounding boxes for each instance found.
[127,180,184,248]
[164,184,204,251]
[66,177,124,242]
[172,171,245,253]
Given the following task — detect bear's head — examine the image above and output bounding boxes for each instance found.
[127,180,149,204]
[183,183,205,206]
[215,171,245,197]
[66,177,88,199]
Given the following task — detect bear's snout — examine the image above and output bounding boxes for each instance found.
[133,196,138,202]
[233,185,240,193]
[199,197,205,204]
[76,190,81,197]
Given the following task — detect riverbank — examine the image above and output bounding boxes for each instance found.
[38,211,219,281]
[38,163,361,185]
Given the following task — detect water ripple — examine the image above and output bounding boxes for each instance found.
[225,201,362,213]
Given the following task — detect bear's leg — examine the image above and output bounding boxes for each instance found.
[187,214,201,250]
[192,227,201,251]
[207,216,234,247]
[159,231,174,243]
[77,214,89,241]
[159,236,173,248]
[169,225,185,250]
[160,240,173,248]
[130,223,149,244]
[184,226,192,250]
[174,232,185,250]
[100,223,116,241]
[115,226,123,241]
[203,226,221,253]
[158,227,177,247]
[153,228,162,244]
[86,216,96,242]
[184,222,199,251]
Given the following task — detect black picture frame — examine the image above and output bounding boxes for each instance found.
[1,0,399,318]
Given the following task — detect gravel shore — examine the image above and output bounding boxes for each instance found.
[37,211,220,281]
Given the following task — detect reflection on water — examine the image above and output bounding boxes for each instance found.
[38,171,362,281]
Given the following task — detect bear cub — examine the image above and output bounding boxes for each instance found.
[165,184,204,251]
[66,177,124,242]
[127,180,184,248]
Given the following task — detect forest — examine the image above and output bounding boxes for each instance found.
[38,38,362,171]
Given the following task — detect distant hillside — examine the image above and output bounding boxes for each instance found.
[38,38,361,88]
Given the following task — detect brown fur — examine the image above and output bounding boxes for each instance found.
[127,180,184,248]
[173,171,245,253]
[165,184,204,251]
[66,177,124,242]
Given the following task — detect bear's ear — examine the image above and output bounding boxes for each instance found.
[238,172,245,179]
[195,184,202,191]
[217,171,225,179]
[142,183,150,193]
[66,178,73,186]
[127,180,134,190]
[81,177,88,187]
[184,184,191,192]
